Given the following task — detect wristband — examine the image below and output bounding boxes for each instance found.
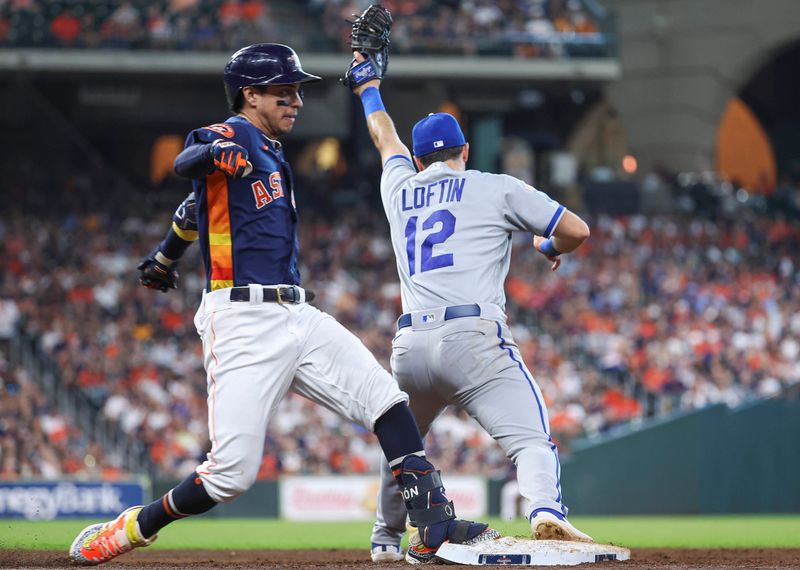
[539,238,562,257]
[360,87,385,118]
[154,251,175,267]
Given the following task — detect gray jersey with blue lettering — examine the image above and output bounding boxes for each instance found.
[372,155,574,546]
[380,156,565,312]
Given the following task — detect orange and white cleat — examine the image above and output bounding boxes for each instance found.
[405,524,501,565]
[405,529,439,564]
[69,506,157,565]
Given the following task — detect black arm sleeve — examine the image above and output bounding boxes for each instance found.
[157,226,194,263]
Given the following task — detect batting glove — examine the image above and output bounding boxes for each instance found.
[210,139,251,179]
[137,256,179,293]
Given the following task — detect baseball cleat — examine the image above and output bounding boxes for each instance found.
[371,542,404,563]
[531,509,593,543]
[405,525,501,565]
[69,506,157,565]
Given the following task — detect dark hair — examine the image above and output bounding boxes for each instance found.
[416,145,464,169]
[231,85,270,112]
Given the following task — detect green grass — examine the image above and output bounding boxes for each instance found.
[2,516,800,550]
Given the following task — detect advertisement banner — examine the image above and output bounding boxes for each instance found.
[281,475,486,521]
[0,480,147,520]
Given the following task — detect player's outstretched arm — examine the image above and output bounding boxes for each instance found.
[347,54,411,166]
[341,5,410,166]
[137,192,199,292]
[174,139,251,180]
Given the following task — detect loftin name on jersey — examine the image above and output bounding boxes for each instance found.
[402,177,465,211]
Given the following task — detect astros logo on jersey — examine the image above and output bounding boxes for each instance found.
[203,123,236,138]
[251,172,285,209]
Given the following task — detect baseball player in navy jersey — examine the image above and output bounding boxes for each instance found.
[344,53,593,559]
[69,43,498,566]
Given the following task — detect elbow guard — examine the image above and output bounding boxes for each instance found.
[172,192,199,242]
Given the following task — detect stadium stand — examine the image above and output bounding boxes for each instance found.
[0,0,612,57]
[317,0,609,57]
[0,349,129,480]
[0,1,794,481]
[2,154,797,478]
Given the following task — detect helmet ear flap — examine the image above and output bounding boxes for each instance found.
[229,89,243,113]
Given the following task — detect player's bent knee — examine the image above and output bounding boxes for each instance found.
[364,369,409,427]
[204,469,258,502]
[199,455,261,502]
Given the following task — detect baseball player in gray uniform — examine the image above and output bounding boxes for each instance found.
[346,54,593,561]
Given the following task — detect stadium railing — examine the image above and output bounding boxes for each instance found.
[8,323,153,476]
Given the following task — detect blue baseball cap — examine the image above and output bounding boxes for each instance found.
[412,113,466,157]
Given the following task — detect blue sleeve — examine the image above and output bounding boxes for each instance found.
[174,141,214,180]
[383,154,414,169]
[156,225,194,263]
[174,122,250,180]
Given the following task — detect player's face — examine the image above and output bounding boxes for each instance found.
[253,84,303,139]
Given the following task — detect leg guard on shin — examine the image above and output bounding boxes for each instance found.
[397,456,491,549]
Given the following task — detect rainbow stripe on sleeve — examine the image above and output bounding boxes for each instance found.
[206,171,234,290]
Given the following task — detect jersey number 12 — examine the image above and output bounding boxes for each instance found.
[404,209,456,276]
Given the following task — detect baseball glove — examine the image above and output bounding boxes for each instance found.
[342,4,393,90]
[137,256,179,293]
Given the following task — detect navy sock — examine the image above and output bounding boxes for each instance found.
[137,473,217,539]
[374,402,425,476]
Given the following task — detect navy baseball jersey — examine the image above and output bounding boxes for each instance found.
[185,116,300,290]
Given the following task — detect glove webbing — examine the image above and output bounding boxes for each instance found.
[351,24,390,50]
[349,5,392,50]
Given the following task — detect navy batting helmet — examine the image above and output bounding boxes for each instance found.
[223,43,322,111]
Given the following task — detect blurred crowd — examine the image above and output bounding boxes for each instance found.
[1,167,798,479]
[1,0,280,51]
[0,202,504,479]
[0,352,126,480]
[0,0,608,57]
[507,212,800,438]
[317,0,604,57]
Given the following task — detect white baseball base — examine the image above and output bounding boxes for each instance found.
[435,537,631,566]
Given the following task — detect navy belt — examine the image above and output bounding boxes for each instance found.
[229,286,315,304]
[397,304,481,330]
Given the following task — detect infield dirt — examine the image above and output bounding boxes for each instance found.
[2,548,799,569]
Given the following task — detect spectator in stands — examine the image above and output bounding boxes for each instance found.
[49,9,81,46]
[0,298,20,340]
[147,5,175,50]
[101,1,143,48]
